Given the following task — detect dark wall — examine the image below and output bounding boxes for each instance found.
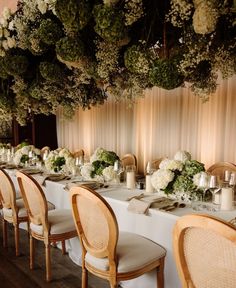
[13,115,58,149]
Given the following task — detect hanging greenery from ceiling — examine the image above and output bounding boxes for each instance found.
[0,0,235,125]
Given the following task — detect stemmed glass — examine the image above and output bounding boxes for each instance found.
[208,175,221,205]
[198,173,209,202]
[113,160,124,184]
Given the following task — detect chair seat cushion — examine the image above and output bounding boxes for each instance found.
[30,209,76,236]
[2,198,27,218]
[85,231,166,273]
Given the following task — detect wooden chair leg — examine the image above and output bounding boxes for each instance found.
[14,223,20,256]
[2,219,7,248]
[61,240,66,255]
[82,262,88,288]
[30,235,35,270]
[45,243,51,282]
[157,257,165,288]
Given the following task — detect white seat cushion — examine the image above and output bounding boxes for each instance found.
[85,231,166,273]
[2,198,27,218]
[30,209,76,236]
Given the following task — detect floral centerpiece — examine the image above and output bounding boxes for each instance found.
[80,147,119,182]
[13,144,41,165]
[44,148,75,173]
[151,150,205,201]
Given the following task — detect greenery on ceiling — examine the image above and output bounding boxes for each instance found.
[0,0,235,125]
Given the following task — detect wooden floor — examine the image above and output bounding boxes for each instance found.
[0,221,110,288]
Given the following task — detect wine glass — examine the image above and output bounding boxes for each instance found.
[198,172,209,201]
[113,160,124,184]
[208,175,221,205]
[146,161,154,175]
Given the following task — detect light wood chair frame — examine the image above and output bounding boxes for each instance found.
[173,214,236,288]
[72,149,85,158]
[121,154,137,168]
[17,171,77,282]
[151,158,163,170]
[0,168,28,256]
[207,161,236,176]
[70,186,165,288]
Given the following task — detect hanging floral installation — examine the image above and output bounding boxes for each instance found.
[0,0,235,125]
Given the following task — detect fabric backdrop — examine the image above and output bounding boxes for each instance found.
[57,75,236,172]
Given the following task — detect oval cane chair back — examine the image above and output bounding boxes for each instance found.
[121,153,137,168]
[16,171,48,228]
[152,158,163,170]
[0,168,16,210]
[207,162,236,178]
[71,186,118,259]
[0,169,28,256]
[70,186,166,288]
[173,214,236,288]
[40,146,50,158]
[73,149,84,158]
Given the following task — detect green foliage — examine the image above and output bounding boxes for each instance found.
[56,36,85,62]
[21,154,29,163]
[93,4,126,42]
[55,0,91,35]
[124,45,150,74]
[52,156,66,172]
[91,160,109,177]
[37,18,64,45]
[183,160,205,176]
[149,56,184,90]
[3,54,29,76]
[100,150,119,165]
[39,62,65,82]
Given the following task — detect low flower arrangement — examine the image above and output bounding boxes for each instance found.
[80,147,119,182]
[13,144,41,165]
[151,150,205,201]
[44,148,75,173]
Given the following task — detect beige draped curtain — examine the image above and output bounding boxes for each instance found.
[57,75,236,173]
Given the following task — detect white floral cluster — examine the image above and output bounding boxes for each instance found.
[159,158,183,171]
[102,166,117,182]
[0,7,16,56]
[151,169,175,190]
[45,148,76,174]
[96,40,119,81]
[193,171,209,187]
[124,0,144,26]
[13,145,40,165]
[89,147,105,163]
[80,162,104,182]
[103,0,120,6]
[174,150,191,163]
[168,0,193,27]
[193,1,219,35]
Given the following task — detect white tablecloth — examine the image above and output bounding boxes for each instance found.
[8,170,236,288]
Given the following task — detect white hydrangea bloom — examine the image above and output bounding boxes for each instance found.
[21,145,31,155]
[34,148,41,155]
[7,37,16,48]
[159,158,183,171]
[13,150,23,165]
[37,0,48,14]
[1,39,8,50]
[193,171,209,187]
[102,166,117,182]
[80,163,94,180]
[58,147,71,158]
[151,169,175,190]
[174,150,191,163]
[2,7,11,20]
[8,20,14,30]
[65,156,76,174]
[90,147,105,163]
[0,18,8,27]
[193,2,219,34]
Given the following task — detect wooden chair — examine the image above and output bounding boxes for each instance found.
[151,158,163,170]
[70,186,166,288]
[16,171,77,282]
[0,168,28,256]
[40,146,50,158]
[207,162,236,179]
[72,149,84,158]
[173,214,236,288]
[121,153,137,168]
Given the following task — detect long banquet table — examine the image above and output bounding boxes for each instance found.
[7,169,236,288]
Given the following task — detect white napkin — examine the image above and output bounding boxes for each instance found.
[127,198,151,214]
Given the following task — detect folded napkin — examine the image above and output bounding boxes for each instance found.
[20,168,42,175]
[127,198,151,214]
[34,174,69,186]
[1,164,18,169]
[64,181,104,191]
